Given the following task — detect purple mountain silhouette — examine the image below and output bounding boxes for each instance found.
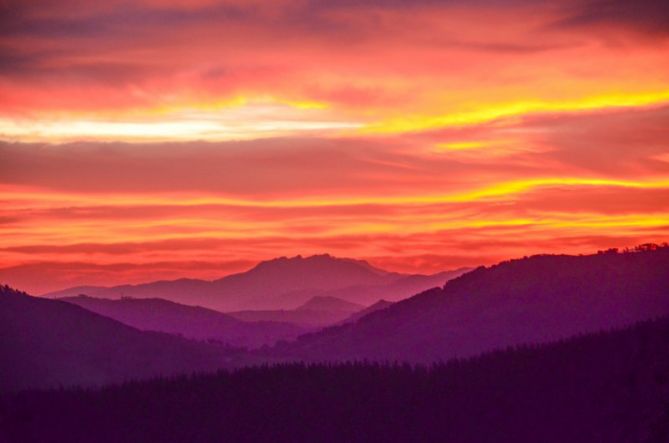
[45,254,469,312]
[271,247,669,363]
[0,285,234,391]
[295,295,363,312]
[228,295,365,327]
[59,295,305,348]
[5,246,669,392]
[339,299,394,324]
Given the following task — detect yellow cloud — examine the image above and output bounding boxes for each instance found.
[363,90,669,134]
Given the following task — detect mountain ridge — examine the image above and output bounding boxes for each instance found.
[44,254,468,312]
[268,247,669,363]
[0,285,236,391]
[59,295,305,348]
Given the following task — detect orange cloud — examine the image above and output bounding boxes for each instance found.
[2,0,669,140]
[1,0,668,291]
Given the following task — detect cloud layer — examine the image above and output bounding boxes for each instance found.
[1,0,668,292]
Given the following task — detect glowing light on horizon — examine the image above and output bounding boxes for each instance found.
[0,100,361,142]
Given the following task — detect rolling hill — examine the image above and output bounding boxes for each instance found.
[339,299,393,324]
[228,295,365,327]
[270,247,669,363]
[59,295,305,348]
[0,285,236,391]
[295,295,363,312]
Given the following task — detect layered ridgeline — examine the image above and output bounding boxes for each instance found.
[338,299,394,325]
[3,317,668,443]
[270,246,669,362]
[228,296,365,327]
[5,246,669,392]
[45,254,468,311]
[59,295,305,348]
[0,286,238,391]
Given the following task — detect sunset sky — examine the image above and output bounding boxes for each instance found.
[1,0,669,293]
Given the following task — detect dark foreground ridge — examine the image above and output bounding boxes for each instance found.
[2,316,668,443]
[0,285,240,391]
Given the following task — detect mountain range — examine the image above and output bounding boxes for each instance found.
[4,246,669,392]
[45,254,469,312]
[270,247,669,362]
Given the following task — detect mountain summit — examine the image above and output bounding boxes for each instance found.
[245,254,389,279]
[45,255,466,312]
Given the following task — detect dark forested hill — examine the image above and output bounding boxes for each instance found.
[59,295,304,348]
[2,317,668,443]
[270,247,669,362]
[0,286,238,391]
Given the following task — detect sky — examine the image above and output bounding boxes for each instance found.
[1,0,669,293]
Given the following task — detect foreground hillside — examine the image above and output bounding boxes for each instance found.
[0,286,237,391]
[2,317,668,443]
[60,295,304,348]
[271,246,669,362]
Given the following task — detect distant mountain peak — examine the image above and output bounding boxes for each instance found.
[43,255,468,312]
[255,253,351,265]
[248,254,388,276]
[296,296,364,312]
